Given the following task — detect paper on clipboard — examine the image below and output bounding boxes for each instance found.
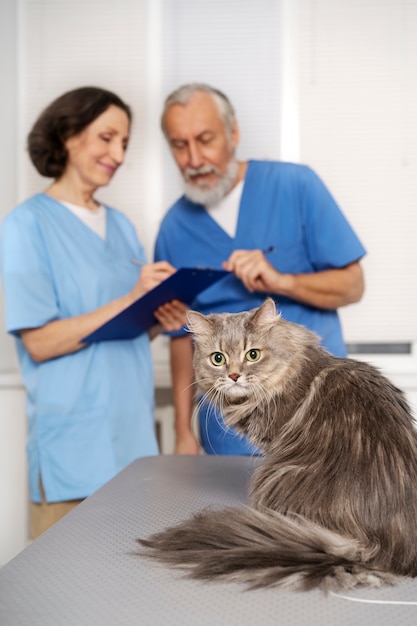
[83,267,229,343]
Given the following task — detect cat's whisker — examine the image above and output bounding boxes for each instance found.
[207,389,229,434]
[189,403,202,445]
[195,386,231,454]
[254,381,280,432]
[182,377,212,396]
[187,377,232,451]
[199,393,222,455]
[182,378,225,451]
[257,383,276,431]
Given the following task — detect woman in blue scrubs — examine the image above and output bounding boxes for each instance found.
[0,87,186,538]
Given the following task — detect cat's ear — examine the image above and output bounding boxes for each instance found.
[186,310,212,335]
[253,298,278,325]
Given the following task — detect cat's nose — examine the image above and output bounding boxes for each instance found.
[229,373,241,382]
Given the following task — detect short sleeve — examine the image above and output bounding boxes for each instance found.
[301,167,366,270]
[0,208,59,335]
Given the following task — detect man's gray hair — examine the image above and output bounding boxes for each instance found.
[161,83,237,139]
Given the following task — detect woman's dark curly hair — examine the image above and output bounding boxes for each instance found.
[28,86,132,178]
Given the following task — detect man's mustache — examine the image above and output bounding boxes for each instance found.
[184,165,219,180]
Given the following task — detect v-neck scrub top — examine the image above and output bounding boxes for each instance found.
[155,161,366,356]
[0,194,158,503]
[155,160,366,455]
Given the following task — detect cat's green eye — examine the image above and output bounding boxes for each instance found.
[211,352,226,366]
[246,349,261,362]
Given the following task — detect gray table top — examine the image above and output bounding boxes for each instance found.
[1,455,417,625]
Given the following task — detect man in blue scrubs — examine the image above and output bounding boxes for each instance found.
[155,83,366,456]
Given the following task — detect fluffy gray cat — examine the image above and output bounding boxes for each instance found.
[139,298,417,591]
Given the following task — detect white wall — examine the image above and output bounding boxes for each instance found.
[0,0,19,374]
[0,382,28,566]
[298,0,417,343]
[0,0,30,567]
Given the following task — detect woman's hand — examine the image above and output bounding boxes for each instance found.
[129,261,177,302]
[19,261,182,361]
[130,263,189,337]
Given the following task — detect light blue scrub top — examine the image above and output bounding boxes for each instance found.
[0,194,158,502]
[155,161,367,455]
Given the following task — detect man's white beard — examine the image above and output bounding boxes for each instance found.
[183,160,239,207]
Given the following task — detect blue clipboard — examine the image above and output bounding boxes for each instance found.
[83,267,229,342]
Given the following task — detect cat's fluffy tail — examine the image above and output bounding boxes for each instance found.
[138,506,396,591]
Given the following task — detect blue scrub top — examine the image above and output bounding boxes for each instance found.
[0,194,158,502]
[155,160,366,455]
[155,160,366,355]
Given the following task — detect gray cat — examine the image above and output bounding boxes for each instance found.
[139,298,417,591]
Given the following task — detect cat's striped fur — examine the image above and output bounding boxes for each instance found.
[139,298,417,591]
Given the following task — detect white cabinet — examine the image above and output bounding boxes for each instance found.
[0,374,29,566]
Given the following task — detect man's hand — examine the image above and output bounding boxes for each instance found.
[223,249,285,293]
[223,249,364,309]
